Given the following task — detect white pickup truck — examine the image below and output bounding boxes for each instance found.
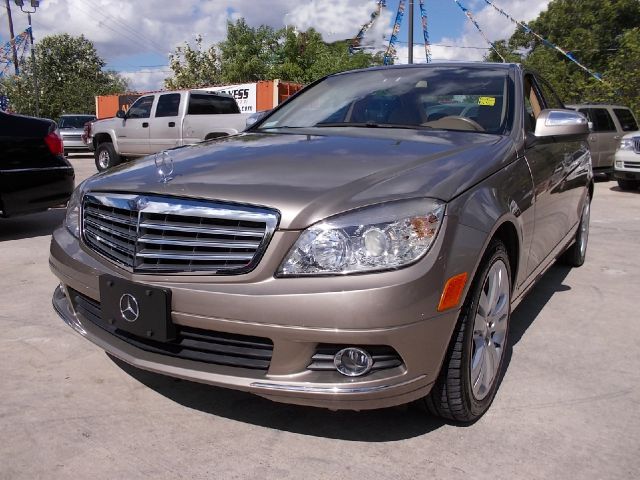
[90,90,251,171]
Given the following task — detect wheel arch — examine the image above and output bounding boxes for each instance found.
[490,220,520,293]
[93,132,116,150]
[204,132,229,141]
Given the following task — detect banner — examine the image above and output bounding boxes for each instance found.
[203,83,257,113]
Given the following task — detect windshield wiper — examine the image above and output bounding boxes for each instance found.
[314,122,433,130]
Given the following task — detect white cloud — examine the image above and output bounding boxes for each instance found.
[120,68,171,93]
[10,0,552,90]
[433,0,551,61]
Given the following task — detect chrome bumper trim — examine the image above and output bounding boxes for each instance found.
[250,376,426,395]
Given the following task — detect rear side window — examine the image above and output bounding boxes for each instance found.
[155,93,181,117]
[580,108,616,132]
[188,94,240,115]
[613,108,639,132]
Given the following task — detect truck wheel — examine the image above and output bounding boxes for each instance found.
[94,142,120,172]
[617,179,639,191]
[561,193,590,267]
[424,240,511,423]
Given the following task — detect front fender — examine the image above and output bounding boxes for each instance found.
[447,156,535,293]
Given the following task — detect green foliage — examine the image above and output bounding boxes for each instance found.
[164,35,222,89]
[0,34,128,119]
[486,0,640,114]
[165,19,384,89]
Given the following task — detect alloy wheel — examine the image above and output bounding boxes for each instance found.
[470,259,509,400]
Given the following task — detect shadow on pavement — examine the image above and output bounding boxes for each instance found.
[109,264,573,439]
[497,263,572,390]
[111,354,444,441]
[609,185,640,194]
[0,208,65,242]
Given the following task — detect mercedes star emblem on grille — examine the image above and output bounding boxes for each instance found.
[119,293,140,322]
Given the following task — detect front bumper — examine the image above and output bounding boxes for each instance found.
[50,226,463,410]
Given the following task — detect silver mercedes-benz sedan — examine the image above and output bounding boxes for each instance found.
[50,63,592,422]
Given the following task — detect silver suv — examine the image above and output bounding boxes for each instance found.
[614,133,640,190]
[567,104,639,175]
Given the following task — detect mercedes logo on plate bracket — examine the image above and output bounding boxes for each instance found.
[119,293,140,322]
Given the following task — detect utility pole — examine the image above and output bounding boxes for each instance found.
[14,1,40,117]
[408,0,414,64]
[4,0,19,74]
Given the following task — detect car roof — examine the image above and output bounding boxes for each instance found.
[330,61,519,77]
[566,104,631,110]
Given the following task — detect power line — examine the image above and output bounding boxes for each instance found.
[82,0,169,55]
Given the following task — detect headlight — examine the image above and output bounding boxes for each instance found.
[618,138,634,151]
[277,198,445,276]
[65,183,84,238]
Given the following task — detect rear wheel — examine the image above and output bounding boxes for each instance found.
[561,194,590,267]
[94,142,121,172]
[424,240,511,423]
[617,179,640,191]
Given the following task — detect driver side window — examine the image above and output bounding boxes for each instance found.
[127,96,154,119]
[523,76,543,133]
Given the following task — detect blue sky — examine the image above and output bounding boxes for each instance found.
[1,0,550,90]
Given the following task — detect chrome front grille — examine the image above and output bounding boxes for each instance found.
[624,161,640,170]
[633,137,640,154]
[82,193,279,274]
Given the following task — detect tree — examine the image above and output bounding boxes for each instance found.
[218,19,281,83]
[164,35,222,89]
[164,19,384,89]
[0,34,128,119]
[486,0,640,113]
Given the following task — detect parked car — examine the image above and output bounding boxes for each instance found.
[50,63,592,422]
[90,90,251,172]
[58,114,97,155]
[1,111,74,218]
[614,132,640,190]
[566,104,639,176]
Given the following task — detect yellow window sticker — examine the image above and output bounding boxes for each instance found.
[478,97,496,106]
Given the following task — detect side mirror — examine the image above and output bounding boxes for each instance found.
[115,110,126,119]
[245,109,272,129]
[534,109,589,137]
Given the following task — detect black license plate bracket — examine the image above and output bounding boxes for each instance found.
[99,275,175,342]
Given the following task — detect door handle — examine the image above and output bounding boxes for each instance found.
[142,122,149,128]
[168,122,175,127]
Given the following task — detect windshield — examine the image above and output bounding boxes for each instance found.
[58,115,96,128]
[258,66,513,135]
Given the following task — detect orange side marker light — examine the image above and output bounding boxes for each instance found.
[437,272,469,312]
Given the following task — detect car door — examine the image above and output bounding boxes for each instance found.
[579,107,619,169]
[148,93,182,154]
[117,95,154,155]
[521,74,587,276]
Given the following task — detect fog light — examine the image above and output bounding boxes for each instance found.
[334,347,373,377]
[615,160,623,168]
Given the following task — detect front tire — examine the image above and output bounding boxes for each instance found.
[94,142,121,172]
[424,240,511,423]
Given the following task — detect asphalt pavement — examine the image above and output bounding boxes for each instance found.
[1,153,639,480]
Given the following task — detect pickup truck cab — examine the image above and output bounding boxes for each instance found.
[91,90,250,171]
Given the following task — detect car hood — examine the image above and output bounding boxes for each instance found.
[85,129,517,229]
